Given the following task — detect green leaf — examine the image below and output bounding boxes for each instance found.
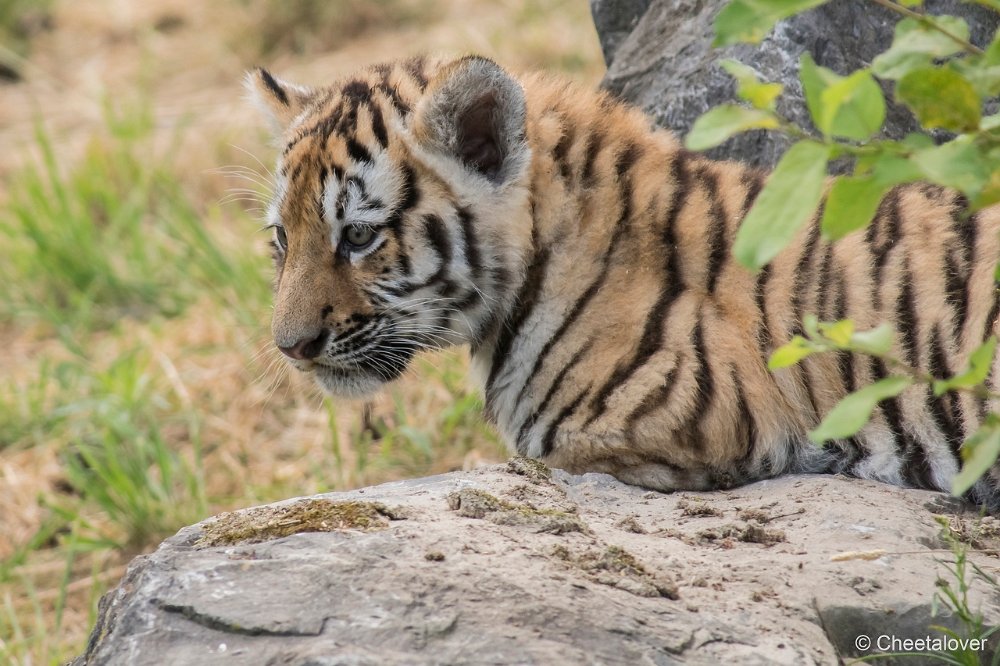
[821,175,892,240]
[955,60,1000,98]
[901,132,936,151]
[820,70,886,140]
[733,140,832,271]
[872,16,971,80]
[684,105,780,151]
[869,152,925,185]
[952,417,1000,496]
[803,313,821,340]
[809,376,914,443]
[800,54,841,134]
[933,336,997,395]
[897,67,981,132]
[721,60,784,110]
[819,319,854,346]
[714,0,827,46]
[850,323,895,357]
[768,336,818,370]
[912,137,991,198]
[977,166,1000,209]
[799,55,885,140]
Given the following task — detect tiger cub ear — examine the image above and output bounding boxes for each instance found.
[412,56,528,185]
[244,68,316,133]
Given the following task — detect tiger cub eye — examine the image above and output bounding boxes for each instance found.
[343,225,376,249]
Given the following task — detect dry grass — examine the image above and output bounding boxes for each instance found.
[0,0,603,662]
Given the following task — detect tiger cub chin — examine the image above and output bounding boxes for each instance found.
[246,55,1000,506]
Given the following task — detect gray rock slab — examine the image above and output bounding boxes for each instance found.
[75,466,999,665]
[595,0,999,168]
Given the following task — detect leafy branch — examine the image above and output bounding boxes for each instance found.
[691,0,1000,272]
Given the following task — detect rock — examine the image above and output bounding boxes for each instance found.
[594,0,1000,168]
[75,466,1000,665]
[589,0,652,67]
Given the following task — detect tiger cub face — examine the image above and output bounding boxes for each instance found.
[247,57,534,396]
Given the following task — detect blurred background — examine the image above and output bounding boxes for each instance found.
[0,0,603,662]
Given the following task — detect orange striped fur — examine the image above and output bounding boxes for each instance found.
[247,55,1000,505]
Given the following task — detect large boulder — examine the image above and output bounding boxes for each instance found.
[75,464,999,665]
[594,0,999,168]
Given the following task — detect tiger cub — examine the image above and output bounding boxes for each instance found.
[246,55,1000,505]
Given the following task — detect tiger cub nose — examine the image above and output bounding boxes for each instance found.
[277,330,330,361]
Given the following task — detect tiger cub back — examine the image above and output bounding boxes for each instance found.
[247,55,1000,506]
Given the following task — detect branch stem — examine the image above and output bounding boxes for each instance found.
[870,0,984,56]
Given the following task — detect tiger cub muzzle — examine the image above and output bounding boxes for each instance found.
[275,313,418,397]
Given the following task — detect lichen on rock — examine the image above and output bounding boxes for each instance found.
[195,498,404,547]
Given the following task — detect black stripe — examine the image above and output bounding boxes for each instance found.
[374,66,411,116]
[733,371,758,470]
[453,289,480,312]
[552,119,575,182]
[679,317,714,443]
[980,291,1000,421]
[700,167,729,294]
[944,194,979,342]
[614,142,642,179]
[516,339,594,452]
[754,263,773,354]
[422,214,451,284]
[797,357,822,425]
[955,198,977,269]
[944,252,968,338]
[393,215,457,298]
[984,291,1000,342]
[740,171,765,216]
[399,164,420,212]
[957,207,981,342]
[376,80,410,116]
[541,385,591,456]
[871,357,936,490]
[584,152,690,426]
[624,362,681,433]
[816,244,834,319]
[259,69,288,106]
[895,257,919,366]
[404,56,428,90]
[369,104,389,148]
[580,130,605,186]
[866,187,902,312]
[346,138,372,164]
[832,269,855,395]
[485,244,552,418]
[790,221,821,329]
[384,165,420,230]
[928,327,965,460]
[335,101,359,137]
[341,79,373,104]
[457,207,482,281]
